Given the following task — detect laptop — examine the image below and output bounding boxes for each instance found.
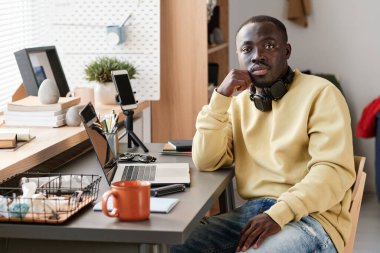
[79,102,191,186]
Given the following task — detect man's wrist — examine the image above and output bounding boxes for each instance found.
[264,201,294,228]
[215,87,229,97]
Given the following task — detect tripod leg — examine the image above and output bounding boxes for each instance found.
[127,132,133,148]
[122,109,149,152]
[128,131,149,152]
[128,131,139,147]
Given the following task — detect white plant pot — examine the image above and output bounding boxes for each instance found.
[94,82,117,105]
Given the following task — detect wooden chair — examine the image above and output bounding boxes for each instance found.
[344,156,367,253]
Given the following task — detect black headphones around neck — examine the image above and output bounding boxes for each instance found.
[249,67,295,112]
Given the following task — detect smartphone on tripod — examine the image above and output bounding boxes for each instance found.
[111,70,137,110]
[111,69,149,152]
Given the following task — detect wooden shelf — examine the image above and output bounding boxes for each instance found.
[208,42,228,54]
[152,0,228,142]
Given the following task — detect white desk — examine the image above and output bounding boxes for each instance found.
[0,143,235,253]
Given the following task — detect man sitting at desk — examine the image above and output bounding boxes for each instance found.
[171,15,355,253]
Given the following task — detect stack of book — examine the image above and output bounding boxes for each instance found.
[160,140,192,156]
[4,96,80,128]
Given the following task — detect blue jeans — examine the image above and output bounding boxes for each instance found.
[170,198,337,253]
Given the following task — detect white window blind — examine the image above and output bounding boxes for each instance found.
[0,0,45,112]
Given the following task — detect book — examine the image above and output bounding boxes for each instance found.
[159,150,192,157]
[4,109,68,117]
[5,113,66,122]
[168,139,192,152]
[94,197,179,214]
[0,128,32,141]
[4,109,67,128]
[161,143,192,156]
[5,118,66,128]
[0,133,17,148]
[7,96,80,112]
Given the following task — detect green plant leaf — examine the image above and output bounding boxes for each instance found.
[84,56,138,83]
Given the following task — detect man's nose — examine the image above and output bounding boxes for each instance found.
[250,48,265,63]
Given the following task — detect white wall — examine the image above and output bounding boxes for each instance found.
[44,0,160,102]
[229,0,380,192]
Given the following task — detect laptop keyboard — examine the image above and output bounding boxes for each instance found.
[122,165,157,181]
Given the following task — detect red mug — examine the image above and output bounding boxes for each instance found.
[102,180,150,221]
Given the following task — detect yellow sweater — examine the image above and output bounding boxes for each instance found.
[193,69,356,253]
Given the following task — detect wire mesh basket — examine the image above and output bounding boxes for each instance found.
[0,172,101,224]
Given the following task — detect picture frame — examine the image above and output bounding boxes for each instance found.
[14,46,70,97]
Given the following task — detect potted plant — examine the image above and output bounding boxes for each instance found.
[84,56,138,105]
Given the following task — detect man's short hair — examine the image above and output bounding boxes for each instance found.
[237,15,288,43]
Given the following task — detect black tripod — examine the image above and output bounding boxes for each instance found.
[122,109,149,152]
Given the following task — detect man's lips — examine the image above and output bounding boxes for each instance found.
[249,65,270,76]
[252,68,268,76]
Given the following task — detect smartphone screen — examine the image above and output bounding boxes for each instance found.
[112,70,137,110]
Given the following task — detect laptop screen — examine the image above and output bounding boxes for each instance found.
[79,103,116,184]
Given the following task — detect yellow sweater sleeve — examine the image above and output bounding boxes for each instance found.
[192,91,234,171]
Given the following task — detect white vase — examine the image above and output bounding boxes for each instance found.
[94,82,118,105]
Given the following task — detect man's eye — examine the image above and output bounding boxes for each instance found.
[264,43,276,50]
[241,47,252,53]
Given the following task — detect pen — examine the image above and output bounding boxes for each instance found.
[104,114,113,132]
[93,122,103,129]
[107,111,119,132]
[111,123,118,134]
[92,124,104,134]
[113,112,120,124]
[111,112,120,130]
[103,119,109,133]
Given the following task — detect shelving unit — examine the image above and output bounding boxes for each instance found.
[151,0,229,142]
[208,42,228,54]
[208,0,229,93]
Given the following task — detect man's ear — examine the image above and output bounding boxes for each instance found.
[285,43,291,59]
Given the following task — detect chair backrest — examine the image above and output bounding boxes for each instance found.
[343,156,367,253]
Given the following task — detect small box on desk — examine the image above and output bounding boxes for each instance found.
[0,133,16,148]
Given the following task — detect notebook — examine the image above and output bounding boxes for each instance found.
[79,102,191,186]
[93,196,179,213]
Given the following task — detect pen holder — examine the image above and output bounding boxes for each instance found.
[105,131,119,156]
